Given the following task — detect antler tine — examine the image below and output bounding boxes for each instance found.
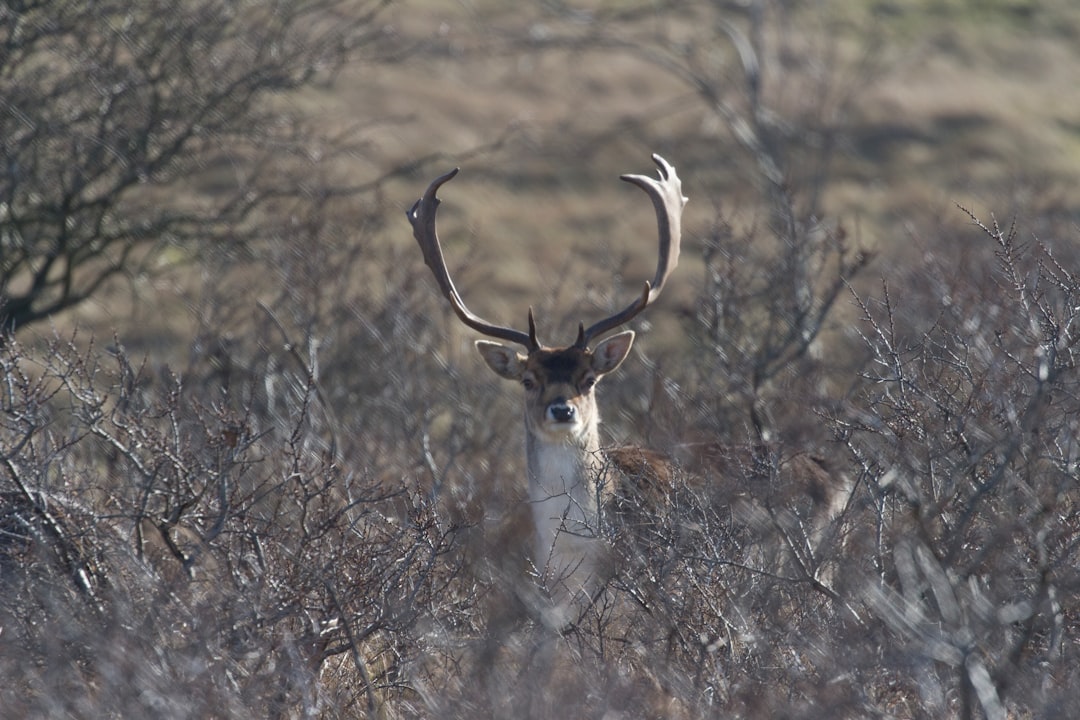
[579,154,687,347]
[407,168,536,350]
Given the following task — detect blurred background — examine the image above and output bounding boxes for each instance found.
[8,0,1080,353]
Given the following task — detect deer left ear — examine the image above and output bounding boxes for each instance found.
[591,331,635,375]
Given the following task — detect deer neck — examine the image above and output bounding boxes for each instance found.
[523,414,608,578]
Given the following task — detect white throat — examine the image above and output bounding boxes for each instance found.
[526,430,604,589]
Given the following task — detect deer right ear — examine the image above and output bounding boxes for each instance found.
[475,341,526,381]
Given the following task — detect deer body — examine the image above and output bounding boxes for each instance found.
[407,154,686,599]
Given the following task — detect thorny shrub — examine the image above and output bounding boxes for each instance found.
[828,215,1080,718]
[2,208,1079,719]
[0,330,465,716]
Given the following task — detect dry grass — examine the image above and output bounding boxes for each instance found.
[48,0,1080,358]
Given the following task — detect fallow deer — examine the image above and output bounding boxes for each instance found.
[407,154,686,603]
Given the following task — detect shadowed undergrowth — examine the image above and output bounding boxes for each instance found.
[3,210,1078,718]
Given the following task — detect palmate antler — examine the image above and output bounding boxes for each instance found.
[406,154,687,351]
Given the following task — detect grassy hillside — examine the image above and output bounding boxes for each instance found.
[59,0,1080,355]
[334,0,1080,300]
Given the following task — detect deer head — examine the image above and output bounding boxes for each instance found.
[406,154,686,443]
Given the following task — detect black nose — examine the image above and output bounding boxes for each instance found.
[549,403,575,423]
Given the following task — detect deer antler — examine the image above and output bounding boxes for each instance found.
[406,167,538,350]
[577,153,687,347]
[408,154,686,351]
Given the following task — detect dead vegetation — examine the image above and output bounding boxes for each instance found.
[4,212,1077,718]
[3,1,1080,718]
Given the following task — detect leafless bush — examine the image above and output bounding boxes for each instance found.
[0,0,392,335]
[0,312,467,717]
[828,215,1080,717]
[6,202,1076,718]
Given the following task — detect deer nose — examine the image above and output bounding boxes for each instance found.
[548,401,576,423]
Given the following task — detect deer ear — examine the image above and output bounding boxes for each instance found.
[591,331,635,375]
[475,341,526,381]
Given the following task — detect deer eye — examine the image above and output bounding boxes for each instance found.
[580,375,597,392]
[522,376,537,391]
